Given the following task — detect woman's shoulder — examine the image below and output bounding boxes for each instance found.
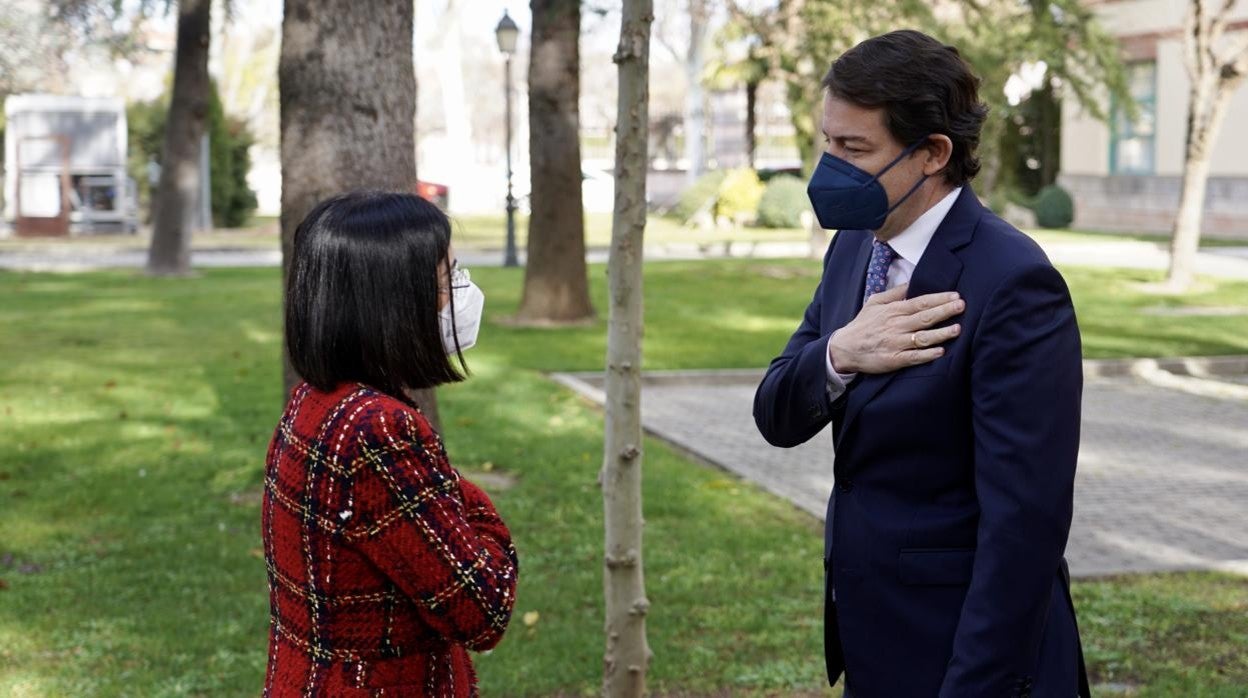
[286,382,436,446]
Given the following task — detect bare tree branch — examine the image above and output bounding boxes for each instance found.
[654,30,684,62]
[1183,0,1200,80]
[1209,0,1240,43]
[1221,35,1248,84]
[1194,0,1211,77]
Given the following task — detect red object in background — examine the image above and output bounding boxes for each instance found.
[416,180,449,210]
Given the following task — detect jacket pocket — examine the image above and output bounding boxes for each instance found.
[898,548,975,585]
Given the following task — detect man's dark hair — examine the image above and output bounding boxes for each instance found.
[285,190,466,398]
[822,29,989,185]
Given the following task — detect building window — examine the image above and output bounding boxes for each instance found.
[1110,61,1157,175]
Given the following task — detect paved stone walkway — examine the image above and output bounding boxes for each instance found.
[555,365,1248,578]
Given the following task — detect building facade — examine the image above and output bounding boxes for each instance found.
[2,95,138,237]
[1059,0,1248,239]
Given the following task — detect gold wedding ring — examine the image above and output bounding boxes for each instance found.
[911,332,921,349]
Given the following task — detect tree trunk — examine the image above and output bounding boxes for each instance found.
[786,75,817,172]
[1038,82,1060,187]
[978,109,1006,201]
[745,79,759,170]
[146,0,211,276]
[515,0,595,324]
[279,0,439,429]
[602,1,653,696]
[1168,76,1233,291]
[1167,0,1248,291]
[683,0,707,186]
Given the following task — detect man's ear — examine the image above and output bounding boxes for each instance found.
[923,135,954,176]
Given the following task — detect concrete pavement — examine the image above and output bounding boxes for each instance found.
[554,359,1248,578]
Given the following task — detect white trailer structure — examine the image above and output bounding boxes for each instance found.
[3,94,138,237]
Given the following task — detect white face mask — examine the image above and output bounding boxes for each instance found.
[440,275,484,354]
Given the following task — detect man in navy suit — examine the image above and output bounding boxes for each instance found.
[753,30,1089,697]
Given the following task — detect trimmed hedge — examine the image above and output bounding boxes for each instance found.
[671,170,727,223]
[717,168,765,223]
[756,175,808,228]
[1032,184,1074,229]
[127,80,258,227]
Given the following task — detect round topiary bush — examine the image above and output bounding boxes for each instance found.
[717,167,765,224]
[756,175,808,228]
[1031,184,1075,229]
[670,170,727,223]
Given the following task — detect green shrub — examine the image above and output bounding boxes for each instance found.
[756,175,808,228]
[671,170,727,223]
[985,187,1011,217]
[717,167,765,224]
[1031,184,1074,229]
[757,167,802,183]
[206,86,258,228]
[127,80,258,228]
[126,99,166,221]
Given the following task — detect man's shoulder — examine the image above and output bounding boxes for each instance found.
[970,208,1049,262]
[965,208,1056,285]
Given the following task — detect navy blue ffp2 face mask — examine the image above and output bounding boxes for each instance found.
[806,136,932,231]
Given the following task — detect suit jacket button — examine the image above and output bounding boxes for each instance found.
[838,480,853,493]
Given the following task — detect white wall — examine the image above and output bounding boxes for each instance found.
[1061,95,1110,176]
[1061,0,1248,179]
[1095,0,1185,37]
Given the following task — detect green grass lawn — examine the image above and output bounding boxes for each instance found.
[3,212,1243,255]
[1,260,1246,696]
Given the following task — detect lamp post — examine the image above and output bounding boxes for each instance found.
[495,10,520,268]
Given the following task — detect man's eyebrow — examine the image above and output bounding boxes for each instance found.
[822,127,871,142]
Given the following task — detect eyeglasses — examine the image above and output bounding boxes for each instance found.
[439,261,471,294]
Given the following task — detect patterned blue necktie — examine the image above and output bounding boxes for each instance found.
[863,240,898,304]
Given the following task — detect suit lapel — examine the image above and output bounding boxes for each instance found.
[826,233,874,331]
[836,187,983,451]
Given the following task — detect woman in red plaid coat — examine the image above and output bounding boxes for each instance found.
[263,191,517,697]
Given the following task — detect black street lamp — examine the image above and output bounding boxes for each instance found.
[495,10,520,268]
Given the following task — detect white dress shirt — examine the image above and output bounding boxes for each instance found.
[824,187,963,400]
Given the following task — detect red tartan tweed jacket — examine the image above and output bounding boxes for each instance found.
[262,382,518,697]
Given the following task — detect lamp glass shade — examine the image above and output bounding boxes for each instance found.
[495,12,519,54]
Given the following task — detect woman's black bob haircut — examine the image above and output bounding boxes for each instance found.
[285,190,467,398]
